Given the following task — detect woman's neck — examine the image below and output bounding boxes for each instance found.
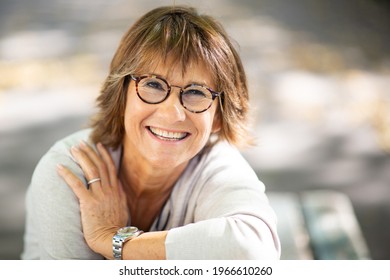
[119,149,187,197]
[118,146,188,230]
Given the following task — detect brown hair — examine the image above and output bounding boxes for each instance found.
[90,5,252,149]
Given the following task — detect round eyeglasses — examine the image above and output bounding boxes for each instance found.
[130,75,223,113]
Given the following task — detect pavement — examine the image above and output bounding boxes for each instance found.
[1,0,390,259]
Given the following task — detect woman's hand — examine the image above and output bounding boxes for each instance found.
[57,141,129,259]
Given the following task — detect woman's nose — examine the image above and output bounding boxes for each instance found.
[156,87,186,122]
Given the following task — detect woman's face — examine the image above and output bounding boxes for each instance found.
[122,59,220,170]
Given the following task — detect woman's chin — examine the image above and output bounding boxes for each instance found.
[146,153,188,171]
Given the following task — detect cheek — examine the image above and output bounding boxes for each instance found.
[207,104,220,132]
[123,90,148,122]
[197,110,218,138]
[211,110,222,133]
[123,99,143,134]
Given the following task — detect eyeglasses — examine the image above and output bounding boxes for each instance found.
[130,74,223,113]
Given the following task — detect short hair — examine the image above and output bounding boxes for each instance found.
[90,5,252,149]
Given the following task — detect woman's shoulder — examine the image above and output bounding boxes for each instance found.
[30,129,92,190]
[24,128,103,259]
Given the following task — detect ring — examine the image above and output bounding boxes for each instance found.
[87,178,101,185]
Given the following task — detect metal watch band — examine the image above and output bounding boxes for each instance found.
[112,228,143,260]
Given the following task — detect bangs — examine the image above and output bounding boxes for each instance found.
[130,11,223,88]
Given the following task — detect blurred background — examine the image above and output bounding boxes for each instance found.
[0,0,389,259]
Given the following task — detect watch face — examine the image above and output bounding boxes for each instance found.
[118,226,139,237]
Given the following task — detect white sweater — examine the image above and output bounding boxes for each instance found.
[21,129,280,259]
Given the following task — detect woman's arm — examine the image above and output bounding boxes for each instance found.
[164,143,281,259]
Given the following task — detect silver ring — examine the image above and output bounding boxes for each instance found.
[87,178,101,185]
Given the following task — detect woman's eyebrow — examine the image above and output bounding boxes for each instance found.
[186,80,208,86]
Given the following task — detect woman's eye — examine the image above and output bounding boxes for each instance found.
[185,89,207,98]
[144,81,165,91]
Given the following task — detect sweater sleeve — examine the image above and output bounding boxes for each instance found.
[164,144,281,260]
[21,132,104,259]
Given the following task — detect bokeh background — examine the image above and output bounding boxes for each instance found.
[1,0,389,259]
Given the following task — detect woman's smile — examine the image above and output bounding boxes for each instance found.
[147,126,190,142]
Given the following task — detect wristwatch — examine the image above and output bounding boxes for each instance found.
[112,226,143,260]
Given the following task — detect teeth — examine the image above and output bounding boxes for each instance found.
[149,127,188,140]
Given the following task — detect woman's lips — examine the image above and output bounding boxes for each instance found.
[147,126,189,141]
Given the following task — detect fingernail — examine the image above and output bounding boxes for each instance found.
[71,145,80,153]
[56,164,64,172]
[70,146,80,157]
[79,140,87,148]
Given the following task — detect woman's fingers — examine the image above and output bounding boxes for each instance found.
[96,142,119,188]
[56,141,129,256]
[71,143,109,190]
[56,164,89,200]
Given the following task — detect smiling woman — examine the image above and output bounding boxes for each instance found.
[21,5,281,260]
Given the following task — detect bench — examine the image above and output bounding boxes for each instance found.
[268,190,371,259]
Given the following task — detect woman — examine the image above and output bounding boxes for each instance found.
[22,5,280,260]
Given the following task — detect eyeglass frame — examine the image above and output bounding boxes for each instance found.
[129,74,223,113]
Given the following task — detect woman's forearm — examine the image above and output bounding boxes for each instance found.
[123,231,168,260]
